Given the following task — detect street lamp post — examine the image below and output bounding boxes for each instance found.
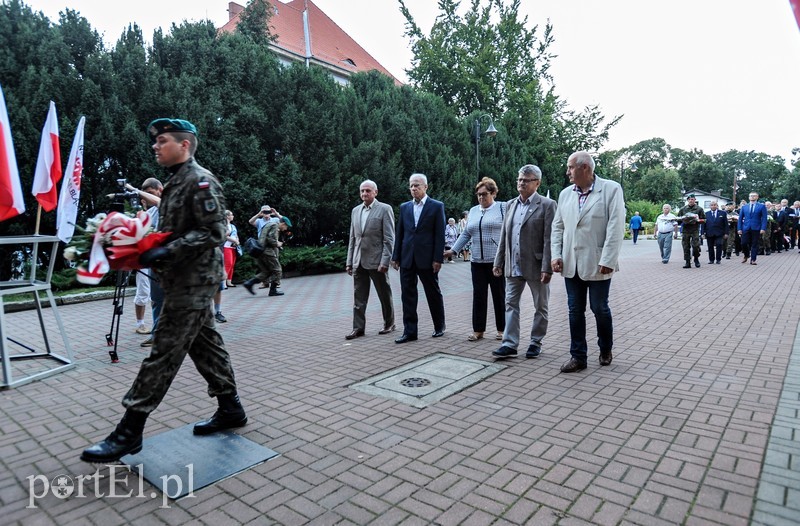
[474,114,498,181]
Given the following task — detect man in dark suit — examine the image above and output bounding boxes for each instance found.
[345,180,395,339]
[703,200,728,264]
[391,173,446,343]
[738,192,768,265]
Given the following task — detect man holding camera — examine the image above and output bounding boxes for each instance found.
[249,205,280,237]
[249,205,282,290]
[81,118,247,463]
[243,215,292,296]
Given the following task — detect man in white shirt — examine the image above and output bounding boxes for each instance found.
[655,204,679,264]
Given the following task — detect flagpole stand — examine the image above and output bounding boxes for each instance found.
[0,235,75,388]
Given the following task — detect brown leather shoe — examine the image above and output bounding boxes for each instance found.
[378,324,396,335]
[599,350,613,366]
[345,329,365,340]
[560,358,587,373]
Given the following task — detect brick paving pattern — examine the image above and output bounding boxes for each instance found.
[1,239,798,525]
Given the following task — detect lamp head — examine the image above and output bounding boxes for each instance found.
[485,122,498,137]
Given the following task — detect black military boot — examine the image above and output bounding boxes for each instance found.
[683,260,691,268]
[694,257,700,268]
[268,283,284,296]
[242,278,258,295]
[194,393,248,435]
[81,410,147,463]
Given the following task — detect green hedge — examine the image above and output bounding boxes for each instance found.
[232,243,347,282]
[48,244,348,291]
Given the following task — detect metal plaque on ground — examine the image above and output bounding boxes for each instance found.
[122,424,278,499]
[350,353,506,408]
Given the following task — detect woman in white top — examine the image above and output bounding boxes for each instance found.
[444,177,506,341]
[223,210,241,287]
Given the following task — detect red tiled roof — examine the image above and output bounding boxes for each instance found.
[220,1,399,83]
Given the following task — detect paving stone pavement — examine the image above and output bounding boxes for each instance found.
[1,239,798,525]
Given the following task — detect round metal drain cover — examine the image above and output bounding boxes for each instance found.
[400,377,431,388]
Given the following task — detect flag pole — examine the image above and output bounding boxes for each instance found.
[35,204,42,235]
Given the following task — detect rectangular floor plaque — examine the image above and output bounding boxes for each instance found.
[121,424,278,499]
[350,353,506,408]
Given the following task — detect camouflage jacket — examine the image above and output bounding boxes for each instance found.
[677,203,705,231]
[154,157,226,308]
[258,220,280,259]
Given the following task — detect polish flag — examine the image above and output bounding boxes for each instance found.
[31,101,62,212]
[56,116,85,243]
[0,84,25,221]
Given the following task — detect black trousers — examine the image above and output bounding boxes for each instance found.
[399,264,445,336]
[470,262,505,333]
[706,235,724,262]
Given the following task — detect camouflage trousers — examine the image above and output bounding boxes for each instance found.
[725,228,739,256]
[682,229,702,260]
[255,254,282,285]
[122,287,237,414]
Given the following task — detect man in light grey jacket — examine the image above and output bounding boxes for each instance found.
[551,151,625,373]
[345,180,396,339]
[492,164,557,359]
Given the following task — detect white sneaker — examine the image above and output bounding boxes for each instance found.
[135,325,151,335]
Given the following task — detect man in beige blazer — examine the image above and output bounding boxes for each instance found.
[345,180,396,339]
[492,165,557,359]
[551,151,625,373]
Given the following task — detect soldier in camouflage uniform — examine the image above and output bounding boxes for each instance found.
[677,194,706,268]
[243,216,292,296]
[82,119,247,463]
[724,203,739,258]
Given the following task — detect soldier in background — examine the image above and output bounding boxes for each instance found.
[243,216,292,296]
[724,202,739,259]
[81,118,247,463]
[677,194,706,268]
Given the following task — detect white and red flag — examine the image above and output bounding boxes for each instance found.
[31,101,62,212]
[0,84,25,222]
[792,0,800,31]
[56,116,85,243]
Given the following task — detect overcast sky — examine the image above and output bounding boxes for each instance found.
[23,0,800,162]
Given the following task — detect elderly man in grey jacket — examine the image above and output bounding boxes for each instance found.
[492,164,557,359]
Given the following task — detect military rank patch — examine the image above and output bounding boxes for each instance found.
[198,181,210,189]
[204,199,217,212]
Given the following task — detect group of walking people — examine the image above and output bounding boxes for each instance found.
[345,151,626,375]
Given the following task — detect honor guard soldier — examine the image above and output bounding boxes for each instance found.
[677,194,706,268]
[81,118,247,463]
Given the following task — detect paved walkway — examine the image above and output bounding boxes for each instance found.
[1,239,799,525]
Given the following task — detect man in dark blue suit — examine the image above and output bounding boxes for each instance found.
[391,173,446,343]
[703,200,728,264]
[737,192,768,265]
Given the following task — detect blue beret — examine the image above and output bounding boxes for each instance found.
[147,118,197,143]
[281,216,293,228]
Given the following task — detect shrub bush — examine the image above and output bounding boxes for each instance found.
[232,243,347,282]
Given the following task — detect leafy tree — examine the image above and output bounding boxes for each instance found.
[681,159,724,194]
[713,150,788,201]
[633,166,682,205]
[235,0,275,44]
[400,0,619,196]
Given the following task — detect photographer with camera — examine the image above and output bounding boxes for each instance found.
[243,215,292,297]
[248,205,281,237]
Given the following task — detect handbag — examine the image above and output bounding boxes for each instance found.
[244,237,264,257]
